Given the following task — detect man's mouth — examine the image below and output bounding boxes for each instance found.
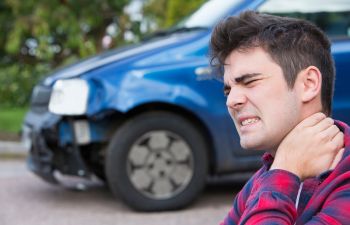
[241,117,260,126]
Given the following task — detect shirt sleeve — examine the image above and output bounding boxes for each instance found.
[220,185,250,225]
[238,169,301,225]
[220,168,266,225]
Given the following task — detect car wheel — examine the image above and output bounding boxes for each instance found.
[105,111,208,211]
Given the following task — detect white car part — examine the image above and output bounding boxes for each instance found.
[49,79,89,115]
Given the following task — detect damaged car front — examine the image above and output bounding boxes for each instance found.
[22,54,123,186]
[21,39,181,185]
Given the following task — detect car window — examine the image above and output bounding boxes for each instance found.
[257,0,350,39]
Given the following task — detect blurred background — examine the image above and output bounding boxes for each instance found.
[0,0,205,139]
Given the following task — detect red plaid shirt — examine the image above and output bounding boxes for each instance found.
[221,120,350,225]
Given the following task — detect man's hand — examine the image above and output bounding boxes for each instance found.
[270,113,344,181]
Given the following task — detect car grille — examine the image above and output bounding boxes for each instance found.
[30,85,52,113]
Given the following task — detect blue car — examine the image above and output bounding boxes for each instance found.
[22,0,350,211]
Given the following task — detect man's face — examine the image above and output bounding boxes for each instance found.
[224,47,302,151]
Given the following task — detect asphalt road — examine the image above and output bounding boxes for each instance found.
[0,158,244,225]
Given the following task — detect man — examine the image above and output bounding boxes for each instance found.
[210,11,350,224]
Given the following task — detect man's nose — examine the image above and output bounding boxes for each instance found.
[226,88,247,110]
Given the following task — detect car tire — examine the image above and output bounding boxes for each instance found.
[105,111,208,211]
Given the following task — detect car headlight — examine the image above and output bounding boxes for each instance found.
[48,79,89,115]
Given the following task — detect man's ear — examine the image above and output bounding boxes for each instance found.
[298,66,322,103]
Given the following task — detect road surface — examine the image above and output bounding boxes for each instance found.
[0,159,243,225]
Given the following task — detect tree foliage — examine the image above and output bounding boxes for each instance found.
[143,0,206,30]
[0,0,206,107]
[0,0,131,106]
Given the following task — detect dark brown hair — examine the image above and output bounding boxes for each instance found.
[210,11,335,115]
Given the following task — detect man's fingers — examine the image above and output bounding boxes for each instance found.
[330,148,345,170]
[320,124,340,141]
[298,112,326,128]
[331,131,344,149]
[313,117,334,132]
[329,132,344,170]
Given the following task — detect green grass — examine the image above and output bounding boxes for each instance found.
[0,107,28,133]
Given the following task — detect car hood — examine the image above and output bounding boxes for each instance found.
[43,30,208,86]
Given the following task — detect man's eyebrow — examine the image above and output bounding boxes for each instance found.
[223,73,262,89]
[234,73,262,83]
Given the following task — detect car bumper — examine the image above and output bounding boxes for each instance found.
[22,110,60,183]
[22,110,93,185]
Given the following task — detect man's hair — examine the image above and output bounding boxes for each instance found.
[210,11,335,115]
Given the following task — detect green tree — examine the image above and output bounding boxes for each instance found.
[0,0,207,107]
[142,0,206,31]
[0,0,131,107]
[165,0,207,27]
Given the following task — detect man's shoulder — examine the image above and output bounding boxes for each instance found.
[240,165,267,195]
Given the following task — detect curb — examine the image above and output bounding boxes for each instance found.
[0,141,27,158]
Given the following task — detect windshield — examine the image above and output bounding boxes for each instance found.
[176,0,244,28]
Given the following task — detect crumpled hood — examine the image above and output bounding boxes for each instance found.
[43,32,206,86]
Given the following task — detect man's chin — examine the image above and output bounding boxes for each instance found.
[240,140,266,150]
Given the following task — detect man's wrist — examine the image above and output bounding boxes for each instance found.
[270,163,303,180]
